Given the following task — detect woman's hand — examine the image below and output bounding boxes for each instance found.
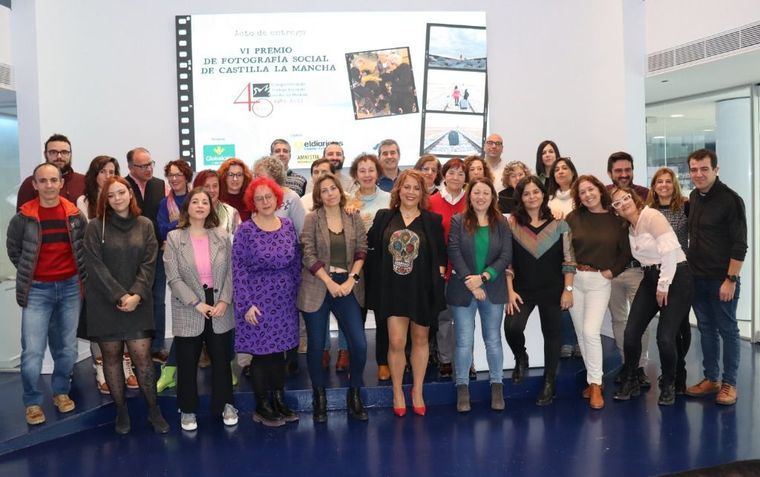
[117,294,141,312]
[326,279,343,298]
[552,209,565,220]
[472,288,486,301]
[464,274,484,291]
[245,305,262,325]
[560,290,573,310]
[506,291,523,315]
[195,302,215,318]
[338,277,355,297]
[601,269,613,279]
[656,290,668,307]
[344,202,361,215]
[209,301,228,318]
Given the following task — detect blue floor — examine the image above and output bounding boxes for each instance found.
[1,331,759,477]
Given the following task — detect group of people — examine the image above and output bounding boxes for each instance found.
[7,132,747,435]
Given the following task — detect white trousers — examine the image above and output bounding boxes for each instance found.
[569,270,611,385]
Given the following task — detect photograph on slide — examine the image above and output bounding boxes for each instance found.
[421,112,485,157]
[345,47,419,120]
[426,24,486,71]
[424,69,485,113]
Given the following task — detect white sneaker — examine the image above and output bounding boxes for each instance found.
[222,404,239,426]
[181,412,198,431]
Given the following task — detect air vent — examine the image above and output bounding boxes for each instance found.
[742,23,760,47]
[648,51,674,72]
[674,43,704,65]
[706,31,740,57]
[0,63,12,89]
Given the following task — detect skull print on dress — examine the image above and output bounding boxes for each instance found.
[388,229,420,275]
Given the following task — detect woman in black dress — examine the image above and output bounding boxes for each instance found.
[366,170,446,417]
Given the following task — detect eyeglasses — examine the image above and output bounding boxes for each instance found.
[166,173,185,180]
[227,172,244,179]
[46,149,71,158]
[254,194,274,203]
[485,141,503,147]
[131,161,155,170]
[611,194,632,209]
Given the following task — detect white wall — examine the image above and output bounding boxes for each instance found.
[0,5,11,67]
[12,0,645,184]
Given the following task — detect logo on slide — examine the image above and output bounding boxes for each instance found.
[234,83,274,117]
[203,144,236,166]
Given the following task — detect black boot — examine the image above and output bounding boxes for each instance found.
[658,382,676,406]
[312,387,327,423]
[674,370,687,395]
[147,406,169,434]
[114,405,130,435]
[511,353,529,384]
[253,393,285,427]
[347,388,368,421]
[636,367,651,388]
[613,374,641,401]
[272,389,299,422]
[536,378,556,406]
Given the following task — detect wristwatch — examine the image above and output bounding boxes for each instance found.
[480,273,489,283]
[351,273,361,282]
[726,275,739,283]
[565,285,574,292]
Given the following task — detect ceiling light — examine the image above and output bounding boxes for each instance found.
[652,136,665,139]
[703,129,714,132]
[669,114,684,118]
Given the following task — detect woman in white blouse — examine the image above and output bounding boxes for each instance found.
[609,187,693,406]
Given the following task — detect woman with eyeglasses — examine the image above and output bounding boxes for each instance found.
[414,155,442,196]
[218,158,253,221]
[610,187,693,405]
[497,161,531,214]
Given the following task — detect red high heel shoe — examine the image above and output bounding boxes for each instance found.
[411,387,426,416]
[393,406,407,417]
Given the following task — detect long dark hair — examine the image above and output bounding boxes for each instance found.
[84,155,120,219]
[463,177,504,233]
[513,176,553,226]
[546,157,578,197]
[177,187,220,229]
[535,140,561,177]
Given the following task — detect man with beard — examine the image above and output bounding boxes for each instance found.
[322,142,354,191]
[484,133,506,192]
[16,134,86,209]
[272,138,307,197]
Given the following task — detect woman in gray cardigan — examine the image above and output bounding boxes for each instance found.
[164,188,237,432]
[447,177,512,413]
[83,177,168,435]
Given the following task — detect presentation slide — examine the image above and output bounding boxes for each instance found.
[175,12,487,171]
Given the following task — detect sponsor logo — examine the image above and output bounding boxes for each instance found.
[203,144,236,166]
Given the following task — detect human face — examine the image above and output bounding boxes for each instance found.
[356,159,378,190]
[611,190,636,221]
[444,166,465,194]
[324,145,345,170]
[253,185,277,216]
[319,178,341,208]
[107,182,132,217]
[379,145,399,173]
[484,134,503,161]
[553,161,573,190]
[272,142,291,169]
[689,157,718,193]
[399,176,422,209]
[128,150,154,182]
[44,140,72,170]
[609,159,633,188]
[578,180,603,212]
[468,160,485,180]
[521,182,544,213]
[653,172,674,204]
[225,165,244,194]
[311,162,332,180]
[469,182,492,214]
[32,164,63,206]
[419,160,438,188]
[188,192,211,222]
[96,162,117,190]
[508,169,526,189]
[166,165,188,194]
[203,176,220,204]
[542,144,557,168]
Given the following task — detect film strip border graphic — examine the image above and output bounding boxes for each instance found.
[175,16,196,167]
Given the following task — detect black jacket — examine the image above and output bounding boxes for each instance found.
[125,175,165,241]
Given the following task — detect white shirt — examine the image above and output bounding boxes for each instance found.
[628,206,686,292]
[548,189,574,220]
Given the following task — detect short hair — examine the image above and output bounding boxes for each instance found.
[463,177,503,233]
[607,151,634,173]
[463,155,493,183]
[609,185,644,211]
[177,187,220,229]
[270,138,290,153]
[645,167,686,212]
[33,162,62,180]
[414,155,442,186]
[322,141,343,156]
[164,160,193,183]
[310,158,334,175]
[441,157,465,178]
[378,139,400,156]
[192,169,219,189]
[501,160,531,189]
[253,156,286,186]
[311,173,347,209]
[389,169,429,210]
[546,157,578,197]
[535,140,561,177]
[217,158,253,197]
[349,153,383,180]
[571,174,613,211]
[688,148,718,169]
[84,156,121,219]
[126,147,150,165]
[97,176,141,219]
[44,133,71,151]
[243,176,284,214]
[513,176,553,226]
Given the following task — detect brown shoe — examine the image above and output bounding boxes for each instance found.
[715,383,737,405]
[582,384,603,399]
[321,350,330,369]
[52,394,76,413]
[588,384,604,409]
[151,350,169,364]
[377,365,391,381]
[123,354,139,389]
[685,378,721,397]
[25,405,46,425]
[335,350,350,372]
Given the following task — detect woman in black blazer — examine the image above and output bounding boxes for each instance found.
[447,177,512,412]
[366,170,446,417]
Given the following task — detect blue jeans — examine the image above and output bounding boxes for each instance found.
[21,275,81,406]
[324,321,349,350]
[304,274,367,388]
[693,278,740,386]
[151,250,167,353]
[451,298,505,385]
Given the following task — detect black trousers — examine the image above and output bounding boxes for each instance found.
[175,319,233,415]
[250,352,286,396]
[622,263,694,385]
[504,300,562,379]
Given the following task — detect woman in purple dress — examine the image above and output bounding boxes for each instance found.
[232,176,301,427]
